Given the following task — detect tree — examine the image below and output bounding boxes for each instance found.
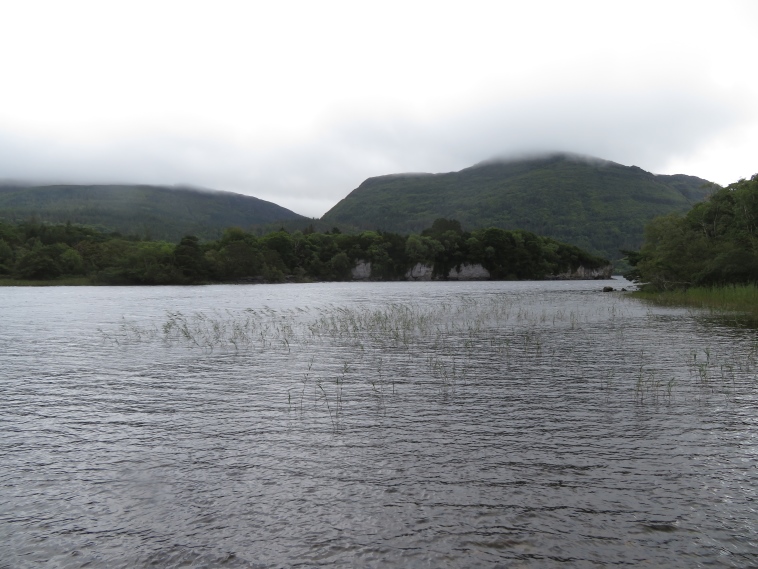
[174,235,207,281]
[631,174,758,289]
[422,218,463,237]
[14,248,61,279]
[0,239,13,274]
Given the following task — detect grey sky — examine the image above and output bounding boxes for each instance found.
[0,1,756,217]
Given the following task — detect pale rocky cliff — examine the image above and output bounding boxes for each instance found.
[353,261,611,281]
[447,264,491,280]
[351,261,372,280]
[404,263,490,281]
[405,263,434,281]
[554,265,614,280]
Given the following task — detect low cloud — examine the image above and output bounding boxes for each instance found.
[0,75,750,217]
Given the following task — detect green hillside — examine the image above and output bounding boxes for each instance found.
[321,153,714,261]
[629,173,758,290]
[0,184,307,241]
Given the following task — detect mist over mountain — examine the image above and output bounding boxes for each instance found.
[321,153,714,261]
[0,153,715,263]
[0,183,307,241]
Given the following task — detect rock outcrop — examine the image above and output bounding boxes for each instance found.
[405,263,434,281]
[403,263,491,281]
[351,261,372,280]
[554,265,614,280]
[447,264,491,280]
[354,261,611,281]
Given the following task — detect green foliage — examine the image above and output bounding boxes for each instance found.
[630,174,758,290]
[0,217,609,286]
[466,227,606,280]
[174,235,207,281]
[94,241,180,285]
[633,284,758,319]
[405,234,444,265]
[0,239,13,274]
[59,248,85,275]
[421,218,463,237]
[321,154,713,262]
[14,248,62,280]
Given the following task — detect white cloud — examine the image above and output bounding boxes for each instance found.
[0,0,756,216]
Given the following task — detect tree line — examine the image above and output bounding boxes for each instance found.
[0,218,609,285]
[627,174,758,289]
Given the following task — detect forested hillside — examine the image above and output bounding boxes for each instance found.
[321,153,713,262]
[0,154,715,266]
[0,184,307,241]
[628,174,758,289]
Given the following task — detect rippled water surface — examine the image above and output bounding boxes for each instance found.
[1,280,757,568]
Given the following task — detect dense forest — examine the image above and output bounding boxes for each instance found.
[322,153,713,262]
[0,218,608,285]
[627,174,758,289]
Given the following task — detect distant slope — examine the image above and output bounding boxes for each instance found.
[0,184,307,241]
[321,153,714,261]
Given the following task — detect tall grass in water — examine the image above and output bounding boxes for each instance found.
[99,292,758,427]
[633,284,758,318]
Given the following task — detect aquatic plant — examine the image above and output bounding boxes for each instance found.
[99,292,758,428]
[633,284,758,319]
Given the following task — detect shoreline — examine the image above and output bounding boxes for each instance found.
[0,275,620,287]
[631,284,758,318]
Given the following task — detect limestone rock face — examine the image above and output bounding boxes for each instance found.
[402,263,491,281]
[447,264,491,280]
[405,263,434,281]
[351,261,372,280]
[352,260,611,281]
[555,265,614,280]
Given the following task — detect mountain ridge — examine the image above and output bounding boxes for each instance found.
[0,153,716,262]
[0,183,307,241]
[321,153,714,261]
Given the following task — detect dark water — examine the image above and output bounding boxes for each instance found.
[1,280,757,568]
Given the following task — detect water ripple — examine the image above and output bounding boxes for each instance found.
[1,281,757,567]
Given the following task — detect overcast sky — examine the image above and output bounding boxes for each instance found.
[1,0,756,217]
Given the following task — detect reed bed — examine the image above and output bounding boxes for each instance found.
[633,284,758,318]
[100,292,758,428]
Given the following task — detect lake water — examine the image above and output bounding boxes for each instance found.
[1,280,757,568]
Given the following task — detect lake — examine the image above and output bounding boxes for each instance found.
[1,279,757,568]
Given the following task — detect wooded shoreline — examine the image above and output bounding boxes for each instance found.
[0,218,609,286]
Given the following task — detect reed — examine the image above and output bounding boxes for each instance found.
[632,284,758,318]
[98,291,758,425]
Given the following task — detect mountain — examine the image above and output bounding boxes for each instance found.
[0,184,307,242]
[320,153,714,261]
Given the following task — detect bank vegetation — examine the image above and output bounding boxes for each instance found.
[0,218,608,286]
[627,173,758,315]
